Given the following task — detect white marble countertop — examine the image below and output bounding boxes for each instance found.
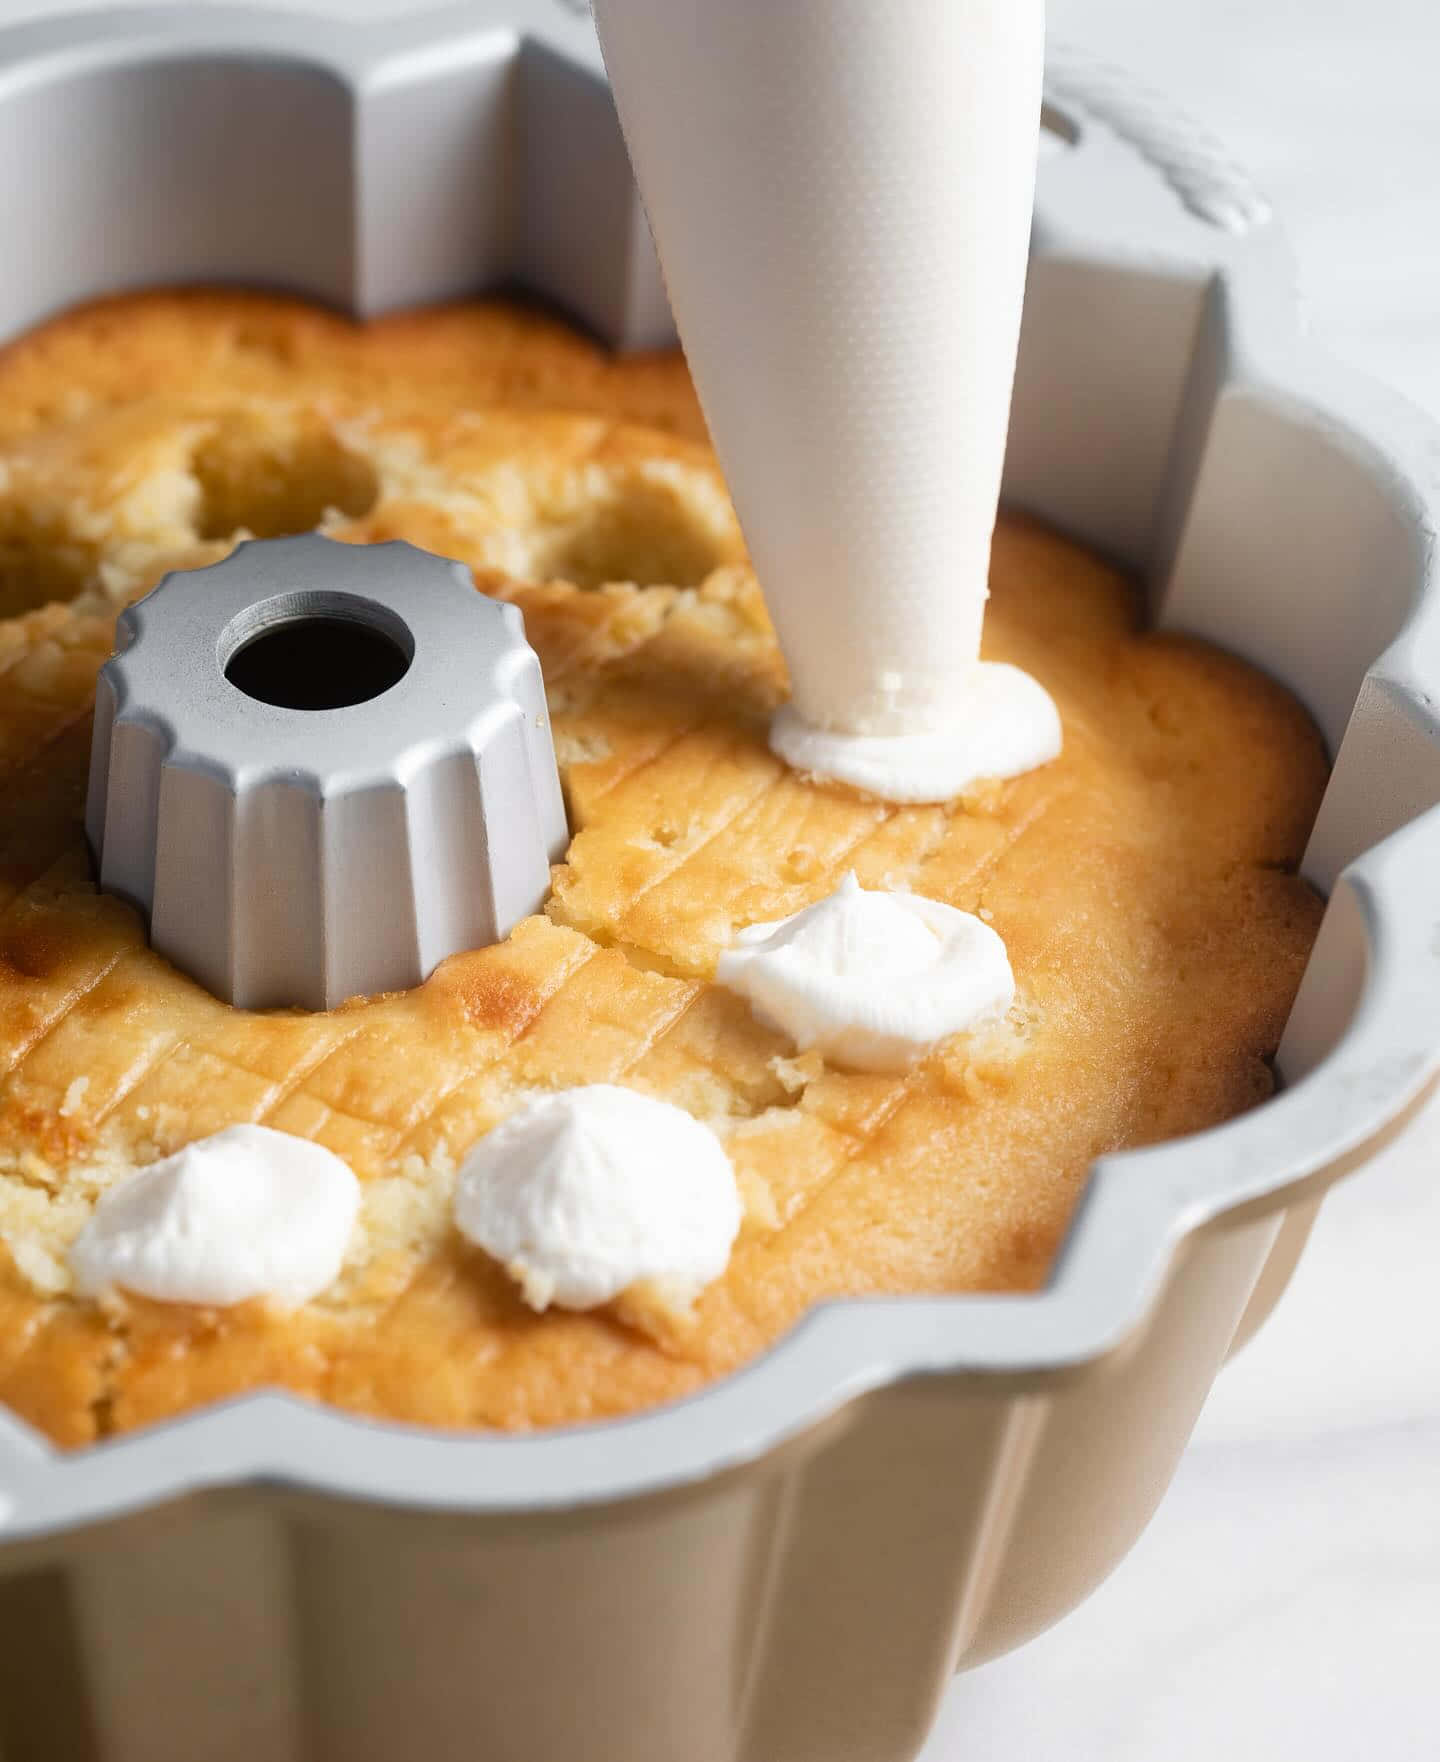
[1,2,1437,1756]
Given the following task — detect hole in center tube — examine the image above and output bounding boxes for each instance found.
[222,592,413,711]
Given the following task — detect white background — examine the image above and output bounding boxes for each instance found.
[2,2,1438,1757]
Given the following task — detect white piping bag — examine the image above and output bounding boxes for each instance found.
[591,0,1060,802]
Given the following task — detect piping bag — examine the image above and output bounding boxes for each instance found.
[590,0,1060,803]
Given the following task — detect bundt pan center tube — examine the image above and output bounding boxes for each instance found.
[85,534,567,1011]
[0,7,1437,1762]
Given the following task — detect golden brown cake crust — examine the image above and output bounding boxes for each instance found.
[0,290,1327,1447]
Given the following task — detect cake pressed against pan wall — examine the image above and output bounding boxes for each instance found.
[0,10,1435,1762]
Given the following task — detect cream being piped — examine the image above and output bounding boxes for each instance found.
[591,0,1059,801]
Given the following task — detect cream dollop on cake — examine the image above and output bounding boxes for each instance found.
[716,872,1015,1072]
[453,1086,742,1312]
[70,1125,360,1307]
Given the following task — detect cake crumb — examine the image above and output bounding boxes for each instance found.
[59,1076,91,1117]
[8,1235,71,1296]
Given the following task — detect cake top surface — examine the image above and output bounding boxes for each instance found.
[0,290,1327,1448]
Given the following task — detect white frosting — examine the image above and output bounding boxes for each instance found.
[70,1125,360,1307]
[716,872,1014,1072]
[592,0,1053,801]
[453,1085,741,1311]
[771,662,1061,803]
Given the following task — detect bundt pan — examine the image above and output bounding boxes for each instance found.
[0,6,1438,1761]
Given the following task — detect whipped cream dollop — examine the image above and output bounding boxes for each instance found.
[716,872,1014,1072]
[70,1125,360,1307]
[453,1085,741,1312]
[771,662,1062,804]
